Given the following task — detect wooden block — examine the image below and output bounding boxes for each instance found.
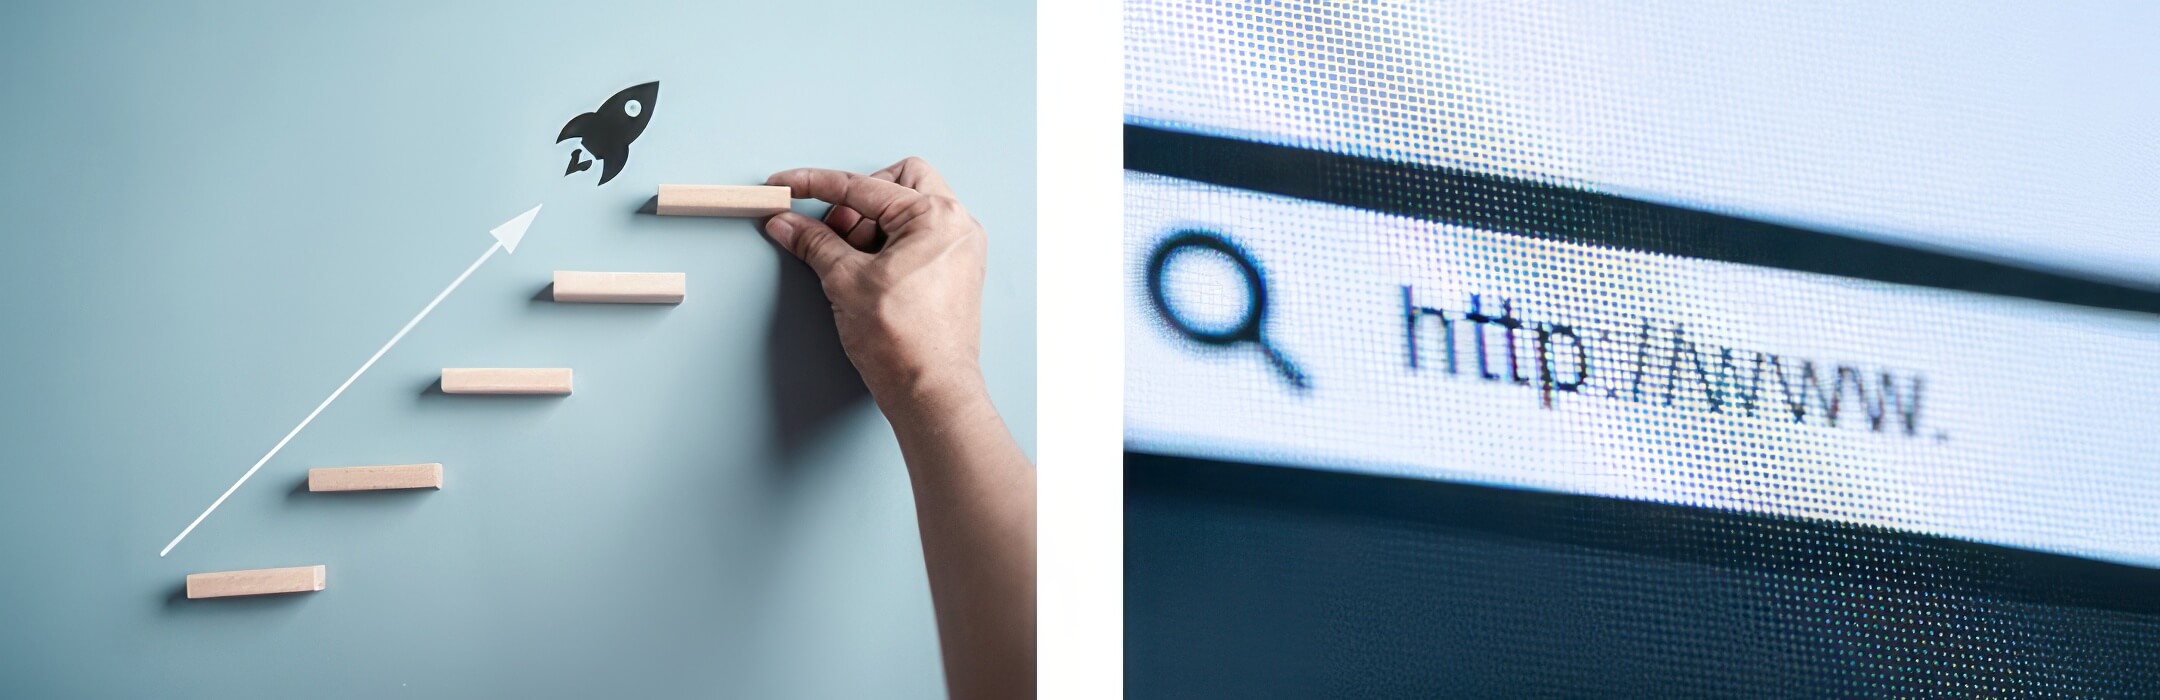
[441,368,573,395]
[655,184,791,217]
[552,271,685,304]
[186,565,327,599]
[308,463,443,492]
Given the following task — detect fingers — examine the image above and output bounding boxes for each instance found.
[767,167,924,224]
[824,166,900,251]
[763,211,862,277]
[773,158,957,252]
[825,207,882,251]
[884,156,956,200]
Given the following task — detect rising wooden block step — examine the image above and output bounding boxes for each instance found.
[655,184,791,217]
[186,565,327,599]
[309,463,443,492]
[441,368,573,395]
[552,271,685,304]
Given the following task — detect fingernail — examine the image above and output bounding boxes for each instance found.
[765,216,793,236]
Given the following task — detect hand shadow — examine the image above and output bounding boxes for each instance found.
[631,197,869,463]
[763,245,870,461]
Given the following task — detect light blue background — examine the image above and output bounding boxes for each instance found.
[0,1,1033,697]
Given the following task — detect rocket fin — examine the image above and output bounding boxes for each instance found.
[597,149,627,185]
[556,112,593,143]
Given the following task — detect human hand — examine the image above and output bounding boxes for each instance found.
[762,157,989,412]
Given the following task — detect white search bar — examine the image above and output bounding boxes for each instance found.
[1125,171,2160,569]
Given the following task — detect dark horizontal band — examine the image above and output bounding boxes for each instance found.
[1125,123,2160,316]
[1127,450,2160,615]
[1128,451,2160,695]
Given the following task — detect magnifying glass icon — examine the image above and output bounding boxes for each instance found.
[1145,229,1309,390]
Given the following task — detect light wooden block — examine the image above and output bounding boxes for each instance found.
[552,271,685,304]
[308,463,443,492]
[186,565,327,599]
[655,184,791,217]
[441,368,573,395]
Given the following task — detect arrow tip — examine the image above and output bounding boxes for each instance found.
[492,204,543,254]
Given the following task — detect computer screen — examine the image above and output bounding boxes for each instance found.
[1124,3,2160,696]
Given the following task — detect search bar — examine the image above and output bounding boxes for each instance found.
[1126,170,2160,569]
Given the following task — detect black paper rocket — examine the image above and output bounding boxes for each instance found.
[558,81,658,185]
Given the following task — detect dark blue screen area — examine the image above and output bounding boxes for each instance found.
[1126,452,2160,698]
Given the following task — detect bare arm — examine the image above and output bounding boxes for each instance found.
[763,158,1036,700]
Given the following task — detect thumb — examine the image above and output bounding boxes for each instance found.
[764,211,861,277]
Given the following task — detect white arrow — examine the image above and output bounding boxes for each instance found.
[159,204,543,557]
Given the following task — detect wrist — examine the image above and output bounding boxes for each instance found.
[871,360,992,424]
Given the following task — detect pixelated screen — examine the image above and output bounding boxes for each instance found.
[1124,2,2160,697]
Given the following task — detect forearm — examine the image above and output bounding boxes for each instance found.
[762,161,1032,699]
[878,371,1037,700]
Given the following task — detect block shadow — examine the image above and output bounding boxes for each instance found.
[282,474,440,501]
[627,193,787,232]
[413,376,574,399]
[279,474,438,520]
[525,282,680,314]
[411,377,571,422]
[160,580,319,612]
